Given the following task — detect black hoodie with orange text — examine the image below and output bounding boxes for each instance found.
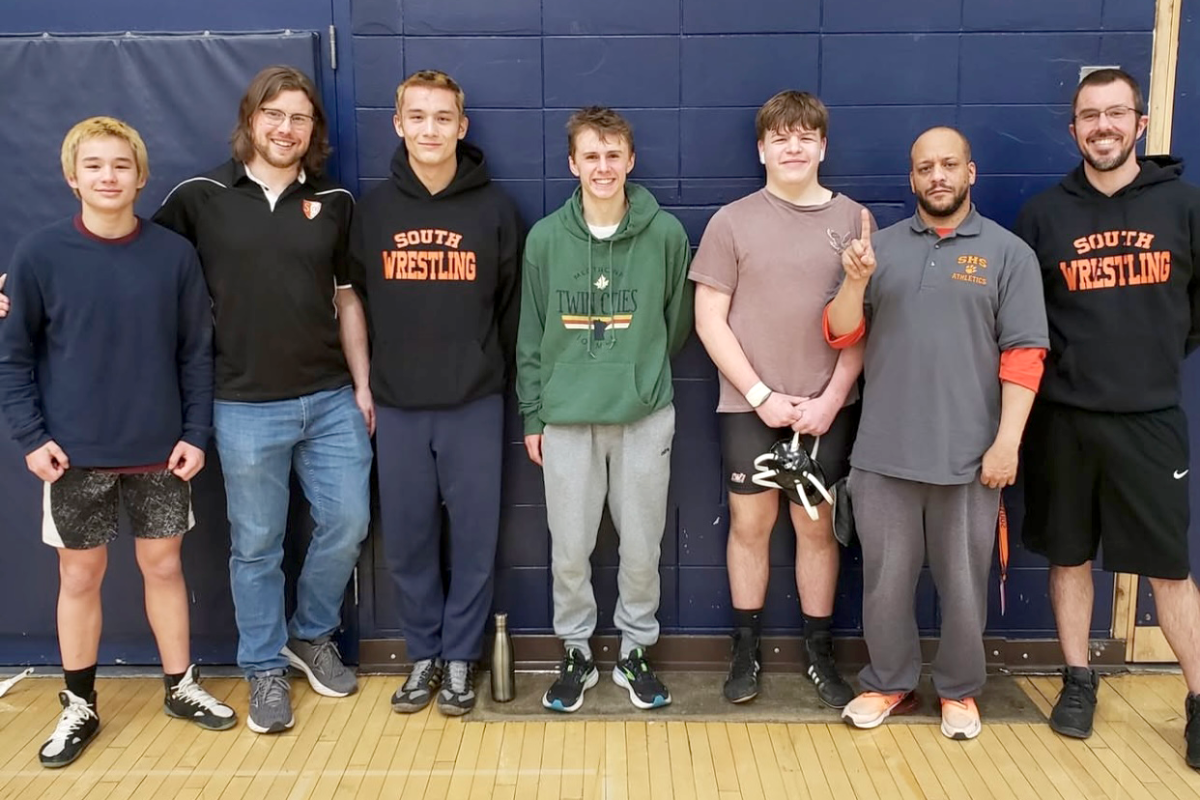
[349,141,523,410]
[1015,156,1200,412]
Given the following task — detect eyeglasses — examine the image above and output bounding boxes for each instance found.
[259,107,315,130]
[1074,105,1140,124]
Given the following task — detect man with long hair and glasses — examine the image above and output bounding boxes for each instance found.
[151,66,373,733]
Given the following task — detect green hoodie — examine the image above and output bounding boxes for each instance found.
[517,183,693,435]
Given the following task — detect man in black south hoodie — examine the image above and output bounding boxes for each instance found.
[348,70,522,717]
[1015,68,1200,768]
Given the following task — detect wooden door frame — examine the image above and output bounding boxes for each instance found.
[1111,0,1184,662]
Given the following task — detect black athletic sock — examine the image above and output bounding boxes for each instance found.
[733,608,763,638]
[802,614,833,639]
[163,670,187,691]
[64,664,97,700]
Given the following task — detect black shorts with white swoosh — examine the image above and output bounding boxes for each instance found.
[1021,401,1190,579]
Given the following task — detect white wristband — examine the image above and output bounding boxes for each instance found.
[745,381,772,408]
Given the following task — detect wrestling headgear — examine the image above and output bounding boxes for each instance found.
[751,432,833,521]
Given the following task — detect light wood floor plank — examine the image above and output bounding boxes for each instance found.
[827,723,892,800]
[725,723,764,800]
[887,725,947,800]
[604,720,628,800]
[515,722,546,800]
[684,722,720,800]
[469,721,505,800]
[444,722,484,799]
[704,722,740,796]
[647,722,675,800]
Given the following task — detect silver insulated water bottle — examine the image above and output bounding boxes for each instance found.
[490,612,515,702]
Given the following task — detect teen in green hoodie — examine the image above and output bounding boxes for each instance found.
[517,107,692,713]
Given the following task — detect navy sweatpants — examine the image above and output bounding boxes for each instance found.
[375,393,504,662]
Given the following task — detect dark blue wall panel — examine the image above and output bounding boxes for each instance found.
[543,37,682,108]
[401,0,540,36]
[681,36,819,107]
[823,0,962,32]
[682,0,819,34]
[543,0,681,36]
[821,35,960,106]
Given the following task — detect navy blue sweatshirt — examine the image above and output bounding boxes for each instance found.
[0,216,213,466]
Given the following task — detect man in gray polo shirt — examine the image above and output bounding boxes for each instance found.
[825,127,1048,740]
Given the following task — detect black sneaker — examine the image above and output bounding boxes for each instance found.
[542,648,598,713]
[723,629,761,704]
[805,632,854,709]
[1187,693,1200,770]
[613,648,671,710]
[392,658,443,714]
[1049,666,1098,739]
[39,690,99,768]
[437,660,476,717]
[165,665,237,731]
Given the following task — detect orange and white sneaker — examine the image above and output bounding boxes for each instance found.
[940,697,982,740]
[842,690,920,729]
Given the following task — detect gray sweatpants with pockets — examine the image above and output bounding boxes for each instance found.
[850,468,1000,700]
[543,404,675,660]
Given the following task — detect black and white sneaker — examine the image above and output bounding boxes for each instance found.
[805,632,854,709]
[165,665,237,731]
[392,658,444,714]
[613,648,671,710]
[39,690,99,769]
[542,648,598,713]
[723,629,762,704]
[437,660,477,716]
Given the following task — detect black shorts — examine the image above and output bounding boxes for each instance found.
[1022,401,1190,579]
[42,469,193,550]
[719,403,859,503]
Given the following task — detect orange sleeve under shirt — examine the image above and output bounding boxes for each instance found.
[822,305,1047,391]
[822,304,865,349]
[999,347,1046,392]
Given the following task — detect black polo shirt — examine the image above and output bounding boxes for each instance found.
[155,159,353,402]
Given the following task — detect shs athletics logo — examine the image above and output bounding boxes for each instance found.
[301,200,322,220]
[952,254,988,286]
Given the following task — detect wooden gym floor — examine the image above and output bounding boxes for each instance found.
[0,672,1198,799]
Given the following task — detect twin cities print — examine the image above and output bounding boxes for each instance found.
[381,228,476,281]
[1059,230,1171,292]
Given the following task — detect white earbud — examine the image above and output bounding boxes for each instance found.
[759,151,766,165]
[820,150,826,162]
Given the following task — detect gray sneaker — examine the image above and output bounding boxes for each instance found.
[438,660,477,716]
[283,635,358,698]
[247,670,293,735]
[391,658,443,714]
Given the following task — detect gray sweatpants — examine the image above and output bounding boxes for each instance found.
[849,468,1000,700]
[543,404,675,659]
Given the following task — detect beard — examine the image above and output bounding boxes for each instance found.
[1080,134,1136,172]
[916,183,969,220]
[253,134,305,169]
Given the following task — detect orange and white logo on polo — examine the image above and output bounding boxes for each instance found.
[302,200,322,220]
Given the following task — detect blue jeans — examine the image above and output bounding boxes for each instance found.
[214,385,372,676]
